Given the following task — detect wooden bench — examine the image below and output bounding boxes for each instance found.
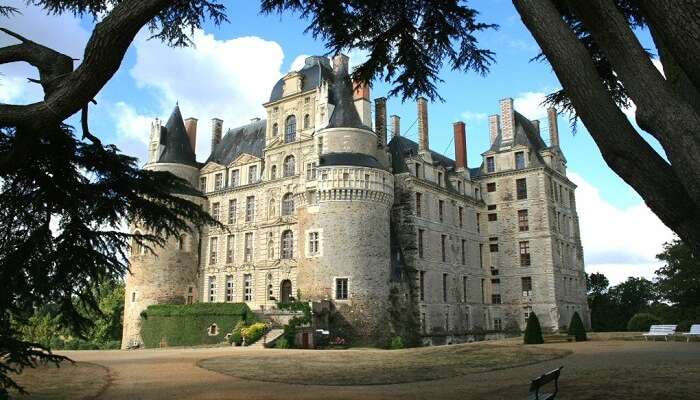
[683,324,700,342]
[642,324,677,341]
[528,366,563,400]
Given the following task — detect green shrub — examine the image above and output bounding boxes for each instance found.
[389,336,404,349]
[524,312,544,345]
[274,337,290,349]
[627,313,663,332]
[100,340,121,350]
[241,322,268,345]
[568,312,587,342]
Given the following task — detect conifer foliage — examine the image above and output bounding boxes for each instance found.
[524,312,544,345]
[568,312,587,342]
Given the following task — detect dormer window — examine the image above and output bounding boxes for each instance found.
[437,172,443,187]
[486,157,495,173]
[285,115,296,142]
[272,123,278,136]
[303,114,310,129]
[515,152,525,170]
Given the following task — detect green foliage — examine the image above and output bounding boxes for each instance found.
[279,301,313,348]
[241,322,268,345]
[228,321,245,346]
[655,240,700,309]
[524,313,544,345]
[140,303,251,348]
[389,336,404,350]
[274,337,290,349]
[587,273,658,331]
[627,313,663,332]
[568,312,587,342]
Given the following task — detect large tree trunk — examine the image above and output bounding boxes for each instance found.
[512,0,700,257]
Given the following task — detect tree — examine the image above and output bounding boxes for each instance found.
[262,0,700,257]
[524,312,544,344]
[655,240,700,309]
[587,272,609,297]
[0,1,225,395]
[568,311,587,341]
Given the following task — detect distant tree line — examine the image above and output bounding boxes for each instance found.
[588,239,700,332]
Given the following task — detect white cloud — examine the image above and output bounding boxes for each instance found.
[460,111,488,122]
[569,171,675,285]
[513,91,548,121]
[290,54,310,71]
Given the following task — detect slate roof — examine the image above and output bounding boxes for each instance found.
[488,111,547,157]
[388,135,458,170]
[206,119,266,165]
[157,105,198,167]
[326,73,370,130]
[269,56,333,103]
[319,152,385,170]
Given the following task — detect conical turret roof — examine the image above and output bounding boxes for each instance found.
[157,104,198,167]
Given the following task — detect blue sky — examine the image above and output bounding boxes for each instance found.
[0,0,675,284]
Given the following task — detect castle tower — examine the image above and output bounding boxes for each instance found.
[295,54,395,344]
[121,105,204,349]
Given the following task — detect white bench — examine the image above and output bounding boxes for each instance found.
[642,324,677,341]
[682,324,700,342]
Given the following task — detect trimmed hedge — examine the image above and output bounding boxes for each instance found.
[568,312,587,342]
[524,312,544,345]
[627,313,663,332]
[140,303,254,348]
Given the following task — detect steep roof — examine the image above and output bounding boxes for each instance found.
[326,73,370,130]
[206,119,266,165]
[269,56,333,103]
[157,105,198,167]
[487,111,547,157]
[319,152,385,170]
[388,136,458,170]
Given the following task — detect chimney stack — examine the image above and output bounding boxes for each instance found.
[547,107,560,147]
[184,117,198,153]
[332,53,349,76]
[453,121,467,171]
[374,97,387,145]
[499,98,515,147]
[530,119,540,135]
[353,80,372,126]
[211,118,223,150]
[488,114,500,145]
[391,115,401,138]
[417,97,429,152]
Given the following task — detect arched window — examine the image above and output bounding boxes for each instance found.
[282,193,295,216]
[268,198,276,218]
[178,234,187,251]
[270,165,277,180]
[268,239,275,259]
[285,115,296,142]
[283,155,295,177]
[281,230,294,259]
[272,123,278,136]
[303,114,310,129]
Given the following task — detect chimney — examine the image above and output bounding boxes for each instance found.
[530,119,540,135]
[391,115,401,138]
[332,53,349,76]
[499,98,515,147]
[374,97,387,145]
[211,118,223,150]
[184,117,198,153]
[417,97,429,152]
[547,107,560,147]
[488,114,500,145]
[353,80,372,126]
[453,121,467,171]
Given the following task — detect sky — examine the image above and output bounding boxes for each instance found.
[0,0,675,285]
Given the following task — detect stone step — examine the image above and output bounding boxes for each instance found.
[246,329,285,348]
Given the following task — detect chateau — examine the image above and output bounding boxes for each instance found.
[122,54,589,348]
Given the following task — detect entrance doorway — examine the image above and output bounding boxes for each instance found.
[280,280,292,303]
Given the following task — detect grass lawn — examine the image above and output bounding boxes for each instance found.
[198,343,571,385]
[9,361,109,400]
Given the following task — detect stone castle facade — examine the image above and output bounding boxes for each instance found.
[122,54,589,348]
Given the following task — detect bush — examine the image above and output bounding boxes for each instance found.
[524,313,544,345]
[228,321,245,346]
[274,337,290,349]
[241,322,268,345]
[389,336,404,350]
[568,312,587,342]
[627,313,663,332]
[100,340,121,350]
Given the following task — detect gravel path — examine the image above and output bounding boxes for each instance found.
[62,340,700,400]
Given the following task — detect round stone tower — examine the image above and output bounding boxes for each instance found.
[121,105,203,349]
[296,55,395,344]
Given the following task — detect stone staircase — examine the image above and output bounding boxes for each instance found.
[246,328,285,348]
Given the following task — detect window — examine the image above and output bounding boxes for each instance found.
[226,235,234,264]
[228,199,237,224]
[520,241,531,266]
[186,287,193,304]
[491,267,499,276]
[244,274,252,302]
[285,115,296,142]
[421,312,426,333]
[442,273,448,302]
[461,239,466,265]
[494,318,503,331]
[226,275,234,302]
[418,229,425,259]
[303,114,310,129]
[441,234,447,262]
[419,271,425,301]
[518,209,529,231]
[272,123,278,136]
[486,156,495,173]
[132,292,136,302]
[438,200,444,222]
[245,196,255,222]
[281,230,294,259]
[457,180,462,194]
[282,193,295,216]
[476,213,481,233]
[306,162,317,180]
[491,279,501,304]
[415,192,422,217]
[317,137,323,154]
[489,243,499,252]
[308,232,320,255]
[488,213,497,222]
[414,163,421,178]
[364,174,370,188]
[437,171,443,187]
[335,278,348,300]
[244,232,253,262]
[178,234,186,251]
[199,177,207,192]
[304,96,310,104]
[522,277,533,297]
[230,169,239,187]
[462,276,468,302]
[487,182,496,192]
[343,172,350,182]
[458,206,463,227]
[474,187,480,200]
[208,276,216,302]
[524,306,533,324]
[516,178,528,200]
[283,155,295,177]
[515,151,525,169]
[214,173,223,190]
[211,202,220,221]
[270,165,277,180]
[248,165,258,184]
[209,237,218,265]
[487,204,497,210]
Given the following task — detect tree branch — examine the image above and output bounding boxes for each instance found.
[513,0,700,256]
